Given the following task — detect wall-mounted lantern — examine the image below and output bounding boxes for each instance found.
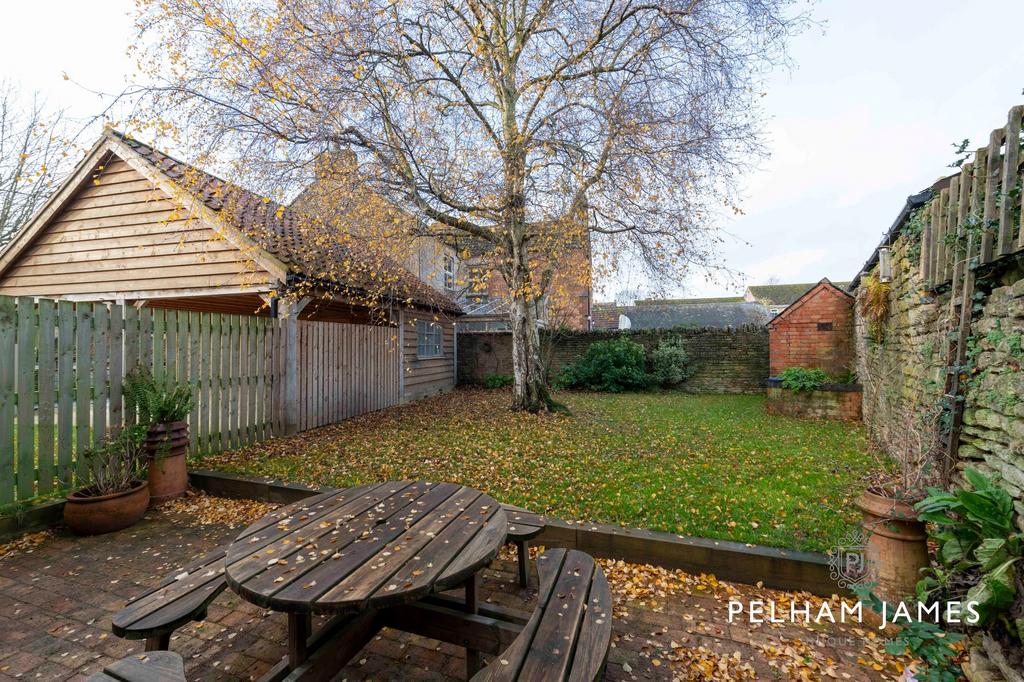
[878,246,892,283]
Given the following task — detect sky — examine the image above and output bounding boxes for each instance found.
[2,0,1024,299]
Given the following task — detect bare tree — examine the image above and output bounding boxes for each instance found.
[133,0,803,411]
[0,83,72,246]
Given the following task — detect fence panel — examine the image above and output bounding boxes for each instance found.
[0,295,405,504]
[919,104,1024,286]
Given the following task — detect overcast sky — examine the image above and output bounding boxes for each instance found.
[3,1,1024,299]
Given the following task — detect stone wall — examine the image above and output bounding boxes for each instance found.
[855,223,1024,529]
[458,326,769,394]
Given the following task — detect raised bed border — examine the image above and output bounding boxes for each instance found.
[765,377,863,392]
[188,469,843,597]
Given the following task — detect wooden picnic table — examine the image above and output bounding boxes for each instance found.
[225,480,509,680]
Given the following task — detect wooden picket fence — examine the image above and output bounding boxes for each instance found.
[0,295,403,504]
[919,104,1024,287]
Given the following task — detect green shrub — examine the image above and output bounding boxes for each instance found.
[482,373,514,389]
[915,469,1023,646]
[124,366,195,425]
[778,367,830,392]
[649,338,691,388]
[557,338,653,392]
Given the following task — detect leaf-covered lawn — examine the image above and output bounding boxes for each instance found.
[202,389,877,552]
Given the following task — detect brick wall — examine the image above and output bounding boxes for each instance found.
[768,284,855,377]
[766,386,863,421]
[458,326,768,394]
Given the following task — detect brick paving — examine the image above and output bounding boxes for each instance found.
[0,508,892,681]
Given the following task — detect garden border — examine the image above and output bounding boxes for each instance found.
[187,469,844,597]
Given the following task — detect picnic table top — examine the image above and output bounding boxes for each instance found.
[224,481,508,614]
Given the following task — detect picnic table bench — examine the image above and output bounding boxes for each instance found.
[472,548,612,681]
[502,504,546,587]
[85,651,185,682]
[109,484,603,681]
[111,547,228,651]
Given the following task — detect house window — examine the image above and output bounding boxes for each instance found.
[443,254,456,291]
[817,321,833,331]
[417,320,443,358]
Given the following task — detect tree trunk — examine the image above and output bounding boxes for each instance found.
[504,231,556,412]
[508,285,550,412]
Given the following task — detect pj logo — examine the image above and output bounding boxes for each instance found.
[829,528,873,590]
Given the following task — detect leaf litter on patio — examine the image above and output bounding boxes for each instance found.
[0,529,53,561]
[498,543,913,680]
[159,490,279,527]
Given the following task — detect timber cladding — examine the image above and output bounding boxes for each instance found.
[402,313,457,402]
[457,326,768,394]
[0,158,268,298]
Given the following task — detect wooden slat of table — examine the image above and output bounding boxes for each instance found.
[436,504,508,589]
[478,550,566,682]
[228,483,391,562]
[566,566,612,682]
[273,483,462,610]
[315,486,482,608]
[112,558,226,630]
[504,505,545,540]
[234,489,341,542]
[238,482,446,603]
[125,548,226,605]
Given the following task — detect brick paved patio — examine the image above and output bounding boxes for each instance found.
[0,503,899,681]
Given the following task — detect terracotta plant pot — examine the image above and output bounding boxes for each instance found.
[145,421,189,506]
[855,489,930,603]
[64,480,149,535]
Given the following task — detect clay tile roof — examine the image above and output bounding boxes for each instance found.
[113,132,461,314]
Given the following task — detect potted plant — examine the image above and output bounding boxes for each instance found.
[124,367,196,506]
[855,410,937,603]
[64,426,150,535]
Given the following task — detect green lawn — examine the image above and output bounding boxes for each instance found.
[202,389,879,552]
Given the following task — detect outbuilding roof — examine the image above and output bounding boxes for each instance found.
[747,282,851,306]
[112,133,460,313]
[767,278,853,328]
[623,301,770,329]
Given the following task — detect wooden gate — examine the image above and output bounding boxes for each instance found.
[296,320,401,431]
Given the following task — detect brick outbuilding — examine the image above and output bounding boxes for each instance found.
[768,279,855,377]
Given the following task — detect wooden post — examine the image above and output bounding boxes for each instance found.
[287,612,312,668]
[980,128,1003,264]
[998,105,1022,256]
[464,573,481,678]
[278,297,310,435]
[398,309,406,403]
[516,540,530,588]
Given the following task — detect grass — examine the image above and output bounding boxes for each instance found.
[202,388,879,552]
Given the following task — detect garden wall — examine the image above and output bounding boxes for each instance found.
[765,382,863,421]
[458,326,768,394]
[854,218,1024,530]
